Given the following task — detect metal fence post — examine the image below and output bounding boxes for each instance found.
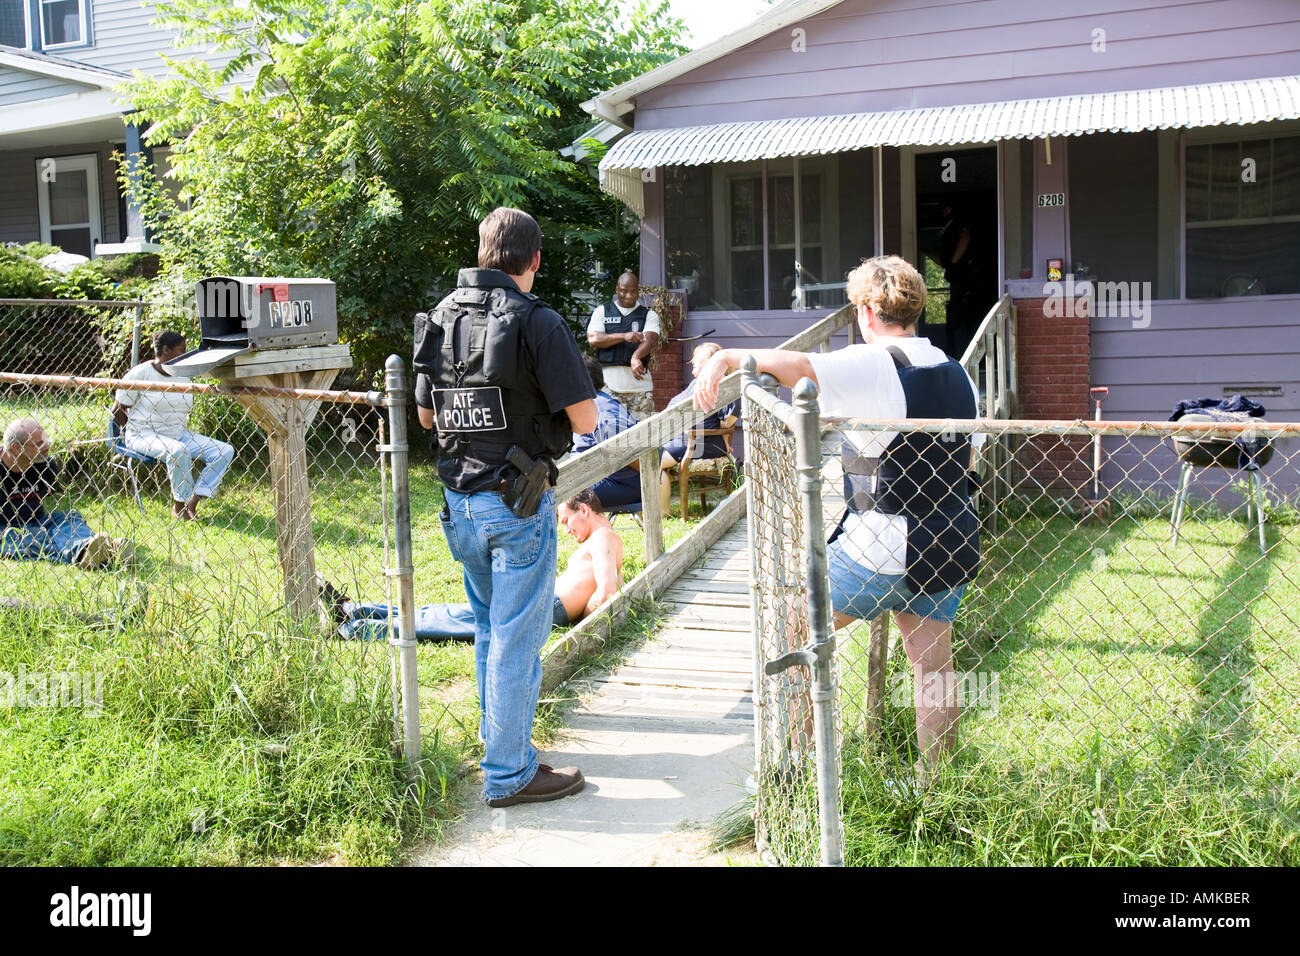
[379,355,422,776]
[741,357,764,804]
[791,376,844,867]
[131,297,143,368]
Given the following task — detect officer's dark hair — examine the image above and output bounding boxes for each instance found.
[478,207,542,275]
[564,487,603,515]
[582,352,605,391]
[153,330,186,355]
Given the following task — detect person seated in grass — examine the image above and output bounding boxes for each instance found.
[113,330,235,521]
[1,417,131,569]
[658,341,740,512]
[323,489,624,641]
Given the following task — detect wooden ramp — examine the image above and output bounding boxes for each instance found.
[416,522,755,867]
[575,525,754,727]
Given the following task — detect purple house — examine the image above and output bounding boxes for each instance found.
[581,0,1300,501]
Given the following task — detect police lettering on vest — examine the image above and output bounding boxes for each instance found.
[414,276,573,493]
[838,346,980,595]
[595,301,648,367]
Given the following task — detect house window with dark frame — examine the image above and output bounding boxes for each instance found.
[1185,135,1300,298]
[40,0,86,48]
[0,0,28,48]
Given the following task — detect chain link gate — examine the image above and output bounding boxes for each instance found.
[747,381,1300,865]
[742,359,843,867]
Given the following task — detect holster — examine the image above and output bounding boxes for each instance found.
[501,446,550,518]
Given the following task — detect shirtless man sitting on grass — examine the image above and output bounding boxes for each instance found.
[323,489,624,641]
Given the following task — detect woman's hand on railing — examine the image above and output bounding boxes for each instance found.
[694,351,733,410]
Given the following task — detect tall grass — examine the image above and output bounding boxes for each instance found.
[819,512,1300,866]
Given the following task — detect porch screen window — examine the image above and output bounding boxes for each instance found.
[766,170,824,311]
[40,0,84,47]
[1185,135,1300,297]
[663,165,716,313]
[664,153,867,312]
[0,0,27,47]
[729,176,764,310]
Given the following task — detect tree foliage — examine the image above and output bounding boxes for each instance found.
[125,0,684,375]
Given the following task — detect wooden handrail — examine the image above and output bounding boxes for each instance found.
[554,302,856,501]
[555,302,856,567]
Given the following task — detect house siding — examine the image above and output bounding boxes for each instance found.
[1093,296,1300,498]
[57,0,237,79]
[634,0,1300,129]
[0,67,95,106]
[0,141,121,245]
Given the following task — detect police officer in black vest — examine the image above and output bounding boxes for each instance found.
[414,207,596,808]
[691,256,981,789]
[586,271,660,420]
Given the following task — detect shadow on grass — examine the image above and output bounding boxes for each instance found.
[828,511,1300,866]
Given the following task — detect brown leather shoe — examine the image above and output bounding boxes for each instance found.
[486,765,584,808]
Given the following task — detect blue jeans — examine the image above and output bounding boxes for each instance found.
[592,467,641,509]
[0,510,96,564]
[441,486,557,801]
[339,598,569,641]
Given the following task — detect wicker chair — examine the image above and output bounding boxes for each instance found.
[667,414,739,515]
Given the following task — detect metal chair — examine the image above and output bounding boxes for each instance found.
[605,500,644,529]
[1170,413,1274,555]
[667,414,739,515]
[107,417,158,514]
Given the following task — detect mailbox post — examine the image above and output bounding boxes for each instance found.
[171,277,352,622]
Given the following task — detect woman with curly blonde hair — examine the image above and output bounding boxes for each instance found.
[692,255,982,787]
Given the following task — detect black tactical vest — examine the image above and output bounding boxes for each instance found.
[413,279,573,493]
[840,346,980,595]
[595,301,648,367]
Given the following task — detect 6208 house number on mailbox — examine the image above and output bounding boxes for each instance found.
[266,299,317,328]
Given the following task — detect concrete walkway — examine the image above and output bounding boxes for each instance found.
[414,525,756,867]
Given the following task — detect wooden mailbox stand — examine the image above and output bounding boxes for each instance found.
[215,344,353,622]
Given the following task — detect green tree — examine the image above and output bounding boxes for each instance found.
[125,0,683,375]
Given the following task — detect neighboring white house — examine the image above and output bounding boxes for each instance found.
[0,0,237,257]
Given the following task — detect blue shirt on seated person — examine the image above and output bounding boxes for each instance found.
[571,355,643,510]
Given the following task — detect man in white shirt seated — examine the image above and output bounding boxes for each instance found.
[586,271,660,420]
[692,255,982,787]
[112,331,235,521]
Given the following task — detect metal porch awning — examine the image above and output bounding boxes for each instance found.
[599,74,1300,214]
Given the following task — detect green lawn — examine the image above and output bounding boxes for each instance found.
[0,408,710,865]
[826,509,1300,866]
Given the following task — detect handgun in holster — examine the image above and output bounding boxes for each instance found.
[502,446,550,518]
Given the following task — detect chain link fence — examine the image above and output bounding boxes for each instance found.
[0,298,198,379]
[0,370,396,657]
[745,375,1300,865]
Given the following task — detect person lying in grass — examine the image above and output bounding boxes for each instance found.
[322,489,624,641]
[1,417,132,569]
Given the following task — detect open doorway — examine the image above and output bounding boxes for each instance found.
[914,147,998,359]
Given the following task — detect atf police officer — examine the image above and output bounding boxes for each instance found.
[586,271,660,420]
[414,207,596,808]
[692,255,981,790]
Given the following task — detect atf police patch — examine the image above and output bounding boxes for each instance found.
[432,386,507,432]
